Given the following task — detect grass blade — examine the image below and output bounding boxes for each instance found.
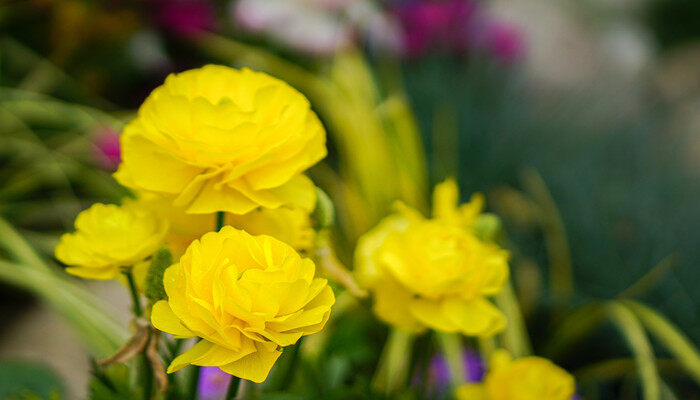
[607,301,661,400]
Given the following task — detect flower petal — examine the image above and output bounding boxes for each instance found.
[218,342,282,383]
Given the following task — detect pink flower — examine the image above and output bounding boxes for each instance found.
[483,20,526,64]
[392,0,478,56]
[153,0,216,38]
[92,127,120,171]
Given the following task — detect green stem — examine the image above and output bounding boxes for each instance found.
[122,270,151,399]
[141,343,153,400]
[188,364,201,400]
[123,270,142,317]
[216,211,225,231]
[478,336,497,362]
[225,377,241,400]
[436,333,465,386]
[280,340,302,389]
[494,280,532,357]
[372,328,414,394]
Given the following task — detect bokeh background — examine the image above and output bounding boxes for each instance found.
[0,0,698,398]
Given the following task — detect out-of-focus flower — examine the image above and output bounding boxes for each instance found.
[355,179,509,336]
[198,367,231,399]
[392,0,477,56]
[231,0,402,56]
[481,20,526,64]
[115,65,326,215]
[130,194,315,258]
[231,0,353,55]
[92,127,121,171]
[153,0,216,37]
[455,350,576,400]
[55,203,168,280]
[413,349,484,395]
[389,0,526,62]
[151,226,334,382]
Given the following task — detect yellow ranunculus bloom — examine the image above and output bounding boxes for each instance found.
[129,194,315,257]
[55,202,168,280]
[115,65,327,215]
[227,206,315,255]
[456,350,576,400]
[355,179,508,336]
[151,226,334,383]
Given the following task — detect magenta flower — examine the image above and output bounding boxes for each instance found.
[153,0,216,37]
[92,127,120,171]
[482,20,526,64]
[413,349,484,395]
[392,0,478,56]
[198,367,231,399]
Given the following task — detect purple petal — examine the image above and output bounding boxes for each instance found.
[198,367,230,399]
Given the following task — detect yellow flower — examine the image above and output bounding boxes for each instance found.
[115,65,327,215]
[55,202,168,280]
[456,350,576,400]
[151,226,334,383]
[355,180,508,336]
[227,206,315,255]
[129,194,315,257]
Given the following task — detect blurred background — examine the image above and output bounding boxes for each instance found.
[0,0,698,398]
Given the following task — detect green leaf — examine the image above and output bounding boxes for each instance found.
[145,247,172,304]
[472,213,502,242]
[88,364,138,400]
[624,300,700,386]
[0,361,63,399]
[607,301,661,400]
[0,259,128,357]
[312,187,335,230]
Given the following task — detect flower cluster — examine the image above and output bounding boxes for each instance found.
[355,179,509,336]
[55,65,332,384]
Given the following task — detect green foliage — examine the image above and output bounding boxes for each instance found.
[145,247,172,304]
[312,187,335,230]
[88,364,138,400]
[0,361,63,399]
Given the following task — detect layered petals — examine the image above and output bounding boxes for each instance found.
[355,180,509,336]
[151,226,334,382]
[55,202,168,279]
[115,65,326,215]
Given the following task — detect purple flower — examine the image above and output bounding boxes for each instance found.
[153,0,216,37]
[198,367,231,399]
[92,127,120,171]
[392,0,479,57]
[413,349,484,394]
[482,20,526,64]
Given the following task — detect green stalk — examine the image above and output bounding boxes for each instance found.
[372,328,414,395]
[123,270,143,317]
[478,337,497,361]
[436,333,465,386]
[494,280,532,357]
[123,269,153,400]
[225,377,241,400]
[624,300,700,385]
[188,365,201,400]
[607,301,660,400]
